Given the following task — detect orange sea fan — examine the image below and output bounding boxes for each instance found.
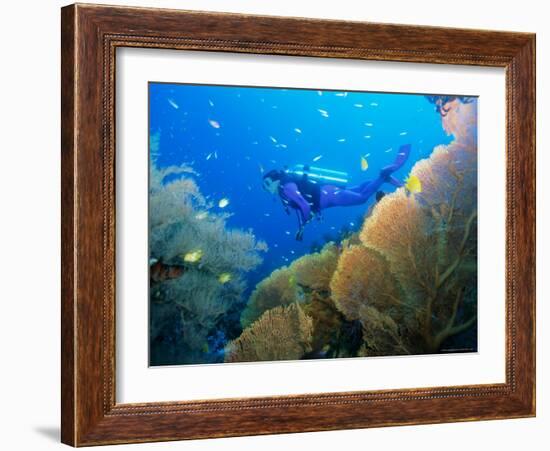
[330,245,402,322]
[240,266,297,328]
[359,190,432,296]
[225,303,313,363]
[442,99,478,146]
[292,242,340,292]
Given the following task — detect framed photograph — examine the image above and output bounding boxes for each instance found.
[61,3,536,446]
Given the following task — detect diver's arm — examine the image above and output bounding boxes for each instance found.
[282,182,311,224]
[295,210,305,241]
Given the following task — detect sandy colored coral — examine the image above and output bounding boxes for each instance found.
[346,101,478,353]
[240,242,339,328]
[292,242,340,292]
[240,266,298,328]
[303,291,344,353]
[442,99,478,147]
[225,303,313,363]
[330,245,402,321]
[357,305,410,356]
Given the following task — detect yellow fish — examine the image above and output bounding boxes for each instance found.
[183,249,203,263]
[202,343,209,353]
[218,198,230,208]
[360,156,368,171]
[218,273,232,284]
[405,175,422,194]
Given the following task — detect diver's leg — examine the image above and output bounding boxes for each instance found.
[347,180,372,194]
[354,143,411,196]
[320,185,368,209]
[320,145,411,210]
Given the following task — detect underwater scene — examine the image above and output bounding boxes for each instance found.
[148,82,478,366]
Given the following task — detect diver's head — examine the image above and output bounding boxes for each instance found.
[263,170,283,194]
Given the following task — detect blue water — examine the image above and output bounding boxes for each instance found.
[149,83,452,287]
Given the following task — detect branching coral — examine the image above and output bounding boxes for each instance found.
[240,266,297,328]
[349,101,478,354]
[240,242,340,328]
[303,291,344,353]
[323,100,479,355]
[441,99,478,146]
[357,306,410,356]
[331,245,403,321]
[149,163,264,365]
[225,303,313,363]
[292,243,340,292]
[222,98,478,362]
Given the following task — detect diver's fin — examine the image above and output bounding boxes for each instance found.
[378,144,410,188]
[380,143,411,182]
[393,143,411,168]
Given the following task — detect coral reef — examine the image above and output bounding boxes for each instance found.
[425,95,475,117]
[292,243,340,292]
[331,245,402,321]
[302,291,344,355]
[240,242,339,328]
[152,95,478,364]
[240,266,298,328]
[149,164,265,365]
[349,99,478,354]
[357,306,410,356]
[224,303,313,363]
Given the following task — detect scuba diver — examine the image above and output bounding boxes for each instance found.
[262,144,411,241]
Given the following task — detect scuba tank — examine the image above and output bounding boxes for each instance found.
[284,164,349,187]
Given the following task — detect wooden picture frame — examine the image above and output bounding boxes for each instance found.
[61,3,536,446]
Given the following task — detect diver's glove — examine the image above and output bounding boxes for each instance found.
[295,227,304,241]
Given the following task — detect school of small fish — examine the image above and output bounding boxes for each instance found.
[160,89,428,286]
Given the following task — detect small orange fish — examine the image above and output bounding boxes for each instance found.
[150,261,184,283]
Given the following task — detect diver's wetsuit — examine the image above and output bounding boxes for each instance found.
[279,144,411,239]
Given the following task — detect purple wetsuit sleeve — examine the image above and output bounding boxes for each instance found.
[281,182,311,223]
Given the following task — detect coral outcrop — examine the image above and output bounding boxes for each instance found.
[332,98,479,355]
[240,266,298,328]
[225,303,313,363]
[240,242,339,328]
[149,164,266,365]
[331,245,402,321]
[153,95,479,364]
